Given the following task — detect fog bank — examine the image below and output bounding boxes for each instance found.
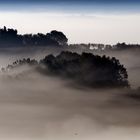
[0,47,139,139]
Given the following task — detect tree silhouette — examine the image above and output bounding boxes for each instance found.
[46,30,68,46]
[114,42,140,50]
[3,51,129,88]
[40,51,129,88]
[4,58,38,71]
[0,26,68,47]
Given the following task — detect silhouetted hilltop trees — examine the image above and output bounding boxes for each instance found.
[0,26,68,47]
[69,43,140,51]
[3,58,38,71]
[114,42,140,50]
[0,26,140,50]
[0,26,22,47]
[3,51,129,88]
[40,52,129,88]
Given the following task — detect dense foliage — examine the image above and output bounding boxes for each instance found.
[69,43,140,51]
[40,52,129,88]
[0,26,140,51]
[0,26,68,47]
[3,51,129,88]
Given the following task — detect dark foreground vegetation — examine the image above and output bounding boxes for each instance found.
[3,51,129,88]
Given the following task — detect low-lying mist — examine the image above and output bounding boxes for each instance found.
[0,47,139,140]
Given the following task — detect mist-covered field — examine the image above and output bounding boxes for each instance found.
[0,47,139,140]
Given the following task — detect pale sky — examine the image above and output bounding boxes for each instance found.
[0,0,140,44]
[0,12,140,44]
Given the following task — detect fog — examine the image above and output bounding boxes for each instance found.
[0,47,140,140]
[95,49,140,88]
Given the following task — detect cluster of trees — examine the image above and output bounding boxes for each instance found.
[0,26,140,51]
[114,42,140,50]
[3,58,38,71]
[3,51,129,88]
[69,43,140,51]
[69,43,112,51]
[0,26,68,47]
[40,52,129,88]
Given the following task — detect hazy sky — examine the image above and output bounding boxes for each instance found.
[0,0,140,44]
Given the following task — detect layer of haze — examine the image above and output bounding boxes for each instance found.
[0,0,140,139]
[0,47,140,140]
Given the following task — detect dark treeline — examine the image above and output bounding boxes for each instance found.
[114,42,140,50]
[0,26,140,51]
[0,26,68,47]
[3,51,129,88]
[69,42,140,51]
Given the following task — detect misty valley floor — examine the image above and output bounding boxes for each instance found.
[0,73,140,140]
[0,47,139,140]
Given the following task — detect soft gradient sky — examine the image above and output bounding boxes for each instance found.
[0,0,140,44]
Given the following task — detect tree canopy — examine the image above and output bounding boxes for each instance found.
[40,52,129,88]
[0,26,68,47]
[3,51,129,88]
